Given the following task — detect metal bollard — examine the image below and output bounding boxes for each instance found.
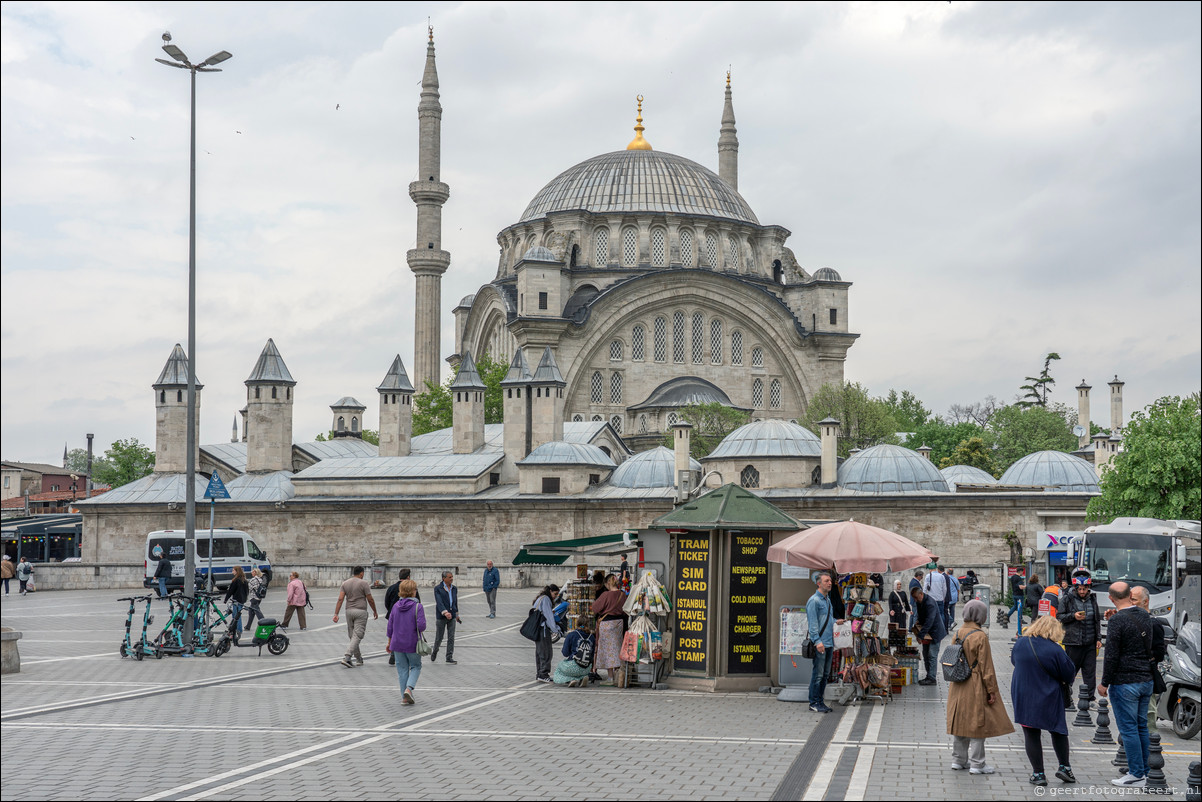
[1185,760,1200,802]
[1146,731,1168,793]
[1072,683,1093,727]
[1112,738,1127,774]
[1091,698,1115,744]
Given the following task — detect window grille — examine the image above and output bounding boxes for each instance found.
[728,235,740,269]
[622,228,638,266]
[592,415,603,422]
[770,379,782,409]
[672,311,686,363]
[590,372,603,404]
[572,414,584,422]
[731,330,743,365]
[631,326,645,361]
[610,372,623,404]
[740,465,760,489]
[595,229,609,266]
[692,313,704,363]
[710,319,723,364]
[610,415,623,433]
[667,412,679,426]
[639,414,648,433]
[679,229,693,265]
[651,228,666,267]
[752,378,764,407]
[704,232,718,268]
[610,340,623,361]
[752,346,764,368]
[653,318,667,361]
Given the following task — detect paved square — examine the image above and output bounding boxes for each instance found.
[1,589,1197,800]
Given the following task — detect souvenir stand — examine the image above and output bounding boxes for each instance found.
[561,572,595,632]
[834,574,894,704]
[618,570,672,687]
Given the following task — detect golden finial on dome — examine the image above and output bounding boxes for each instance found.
[726,69,731,88]
[428,19,434,42]
[626,94,652,151]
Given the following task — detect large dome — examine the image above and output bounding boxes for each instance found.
[518,150,759,225]
[837,444,951,493]
[610,446,701,488]
[999,451,1099,492]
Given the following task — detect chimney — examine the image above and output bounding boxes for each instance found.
[529,347,566,451]
[450,350,486,454]
[378,355,415,457]
[501,349,533,461]
[153,344,202,473]
[86,433,93,496]
[672,421,694,503]
[819,417,841,485]
[330,397,367,439]
[245,338,296,473]
[1076,380,1092,449]
[1092,431,1111,475]
[917,444,932,461]
[1108,375,1125,432]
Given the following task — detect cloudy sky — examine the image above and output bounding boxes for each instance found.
[2,1,1199,463]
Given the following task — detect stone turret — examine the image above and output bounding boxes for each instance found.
[377,355,415,457]
[1076,380,1092,449]
[529,347,565,451]
[152,343,202,474]
[672,421,694,502]
[718,71,739,190]
[450,350,486,455]
[330,397,367,438]
[819,417,840,486]
[1108,375,1125,432]
[245,339,296,473]
[501,348,533,462]
[408,27,452,392]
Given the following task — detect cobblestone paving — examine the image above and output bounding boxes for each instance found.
[2,591,1197,800]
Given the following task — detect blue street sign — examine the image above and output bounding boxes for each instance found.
[204,471,230,500]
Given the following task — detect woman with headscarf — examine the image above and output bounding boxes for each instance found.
[888,580,911,630]
[946,599,1014,775]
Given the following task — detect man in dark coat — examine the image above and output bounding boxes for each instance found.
[432,571,461,664]
[1056,570,1101,702]
[384,568,419,665]
[911,586,948,685]
[1024,573,1044,620]
[1100,581,1154,787]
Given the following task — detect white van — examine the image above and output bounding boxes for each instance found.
[144,529,272,590]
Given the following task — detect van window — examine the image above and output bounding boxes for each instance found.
[148,537,186,561]
[247,540,266,561]
[197,538,244,559]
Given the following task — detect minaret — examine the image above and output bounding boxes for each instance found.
[153,344,202,473]
[408,26,452,392]
[718,70,739,190]
[231,415,238,443]
[378,355,415,457]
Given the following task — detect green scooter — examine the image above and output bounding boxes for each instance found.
[213,604,289,657]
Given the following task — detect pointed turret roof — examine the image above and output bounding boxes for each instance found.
[449,349,486,390]
[245,338,296,386]
[500,349,533,387]
[420,27,441,111]
[531,346,565,385]
[377,355,415,393]
[153,343,203,389]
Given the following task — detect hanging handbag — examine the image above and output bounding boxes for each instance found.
[415,605,433,655]
[519,606,543,641]
[801,599,832,659]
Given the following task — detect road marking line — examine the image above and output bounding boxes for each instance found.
[844,702,884,800]
[802,705,857,801]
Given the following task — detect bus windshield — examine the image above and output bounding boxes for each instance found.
[1086,532,1172,591]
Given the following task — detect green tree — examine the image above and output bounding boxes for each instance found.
[314,429,380,445]
[91,438,155,488]
[987,403,1076,474]
[64,448,90,474]
[1086,395,1202,522]
[412,352,509,436]
[660,402,751,460]
[800,382,899,458]
[939,436,998,476]
[1018,352,1061,408]
[905,419,986,467]
[882,389,932,431]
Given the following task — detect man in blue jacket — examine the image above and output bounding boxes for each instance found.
[806,571,837,713]
[911,586,948,685]
[482,560,500,619]
[433,571,461,664]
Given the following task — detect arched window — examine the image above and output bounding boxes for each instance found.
[752,378,764,407]
[351,416,360,432]
[610,415,623,433]
[631,325,645,361]
[731,330,743,365]
[651,228,667,267]
[592,414,603,422]
[752,347,764,368]
[622,227,638,267]
[679,229,694,266]
[672,311,686,363]
[610,340,623,362]
[271,386,277,399]
[639,414,648,433]
[595,228,609,266]
[159,390,165,403]
[653,317,667,362]
[337,416,346,431]
[710,319,723,364]
[590,371,604,404]
[610,373,623,404]
[691,312,704,363]
[727,235,740,269]
[572,414,584,422]
[740,464,760,489]
[667,411,679,426]
[770,379,782,409]
[176,390,182,402]
[704,232,718,268]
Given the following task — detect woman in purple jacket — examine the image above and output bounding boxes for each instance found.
[385,579,427,705]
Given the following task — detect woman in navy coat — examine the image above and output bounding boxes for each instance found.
[1011,615,1078,787]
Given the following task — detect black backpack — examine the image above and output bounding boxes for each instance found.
[253,578,268,601]
[940,630,984,682]
[573,635,595,668]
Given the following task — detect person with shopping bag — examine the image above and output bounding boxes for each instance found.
[945,599,1013,775]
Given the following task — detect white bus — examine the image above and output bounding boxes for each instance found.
[1068,517,1201,633]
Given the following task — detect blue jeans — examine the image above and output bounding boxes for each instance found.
[157,577,168,597]
[1110,681,1153,778]
[230,602,244,635]
[395,651,422,691]
[1007,598,1024,634]
[809,647,834,706]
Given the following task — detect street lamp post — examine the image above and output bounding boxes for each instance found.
[156,34,231,647]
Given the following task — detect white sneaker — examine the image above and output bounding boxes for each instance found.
[1111,773,1146,787]
[950,763,967,771]
[969,765,995,775]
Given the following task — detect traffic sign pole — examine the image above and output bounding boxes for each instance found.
[202,472,231,595]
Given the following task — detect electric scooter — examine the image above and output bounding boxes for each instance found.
[118,594,156,658]
[213,604,289,657]
[1157,620,1201,740]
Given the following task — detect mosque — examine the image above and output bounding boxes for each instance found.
[78,33,1101,579]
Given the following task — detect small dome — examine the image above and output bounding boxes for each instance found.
[999,451,1099,492]
[812,267,842,282]
[457,293,476,308]
[629,376,746,411]
[610,446,701,488]
[518,441,616,468]
[838,444,951,493]
[706,419,822,460]
[521,245,560,263]
[331,396,366,410]
[940,464,997,491]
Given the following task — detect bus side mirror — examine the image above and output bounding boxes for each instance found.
[1066,542,1076,562]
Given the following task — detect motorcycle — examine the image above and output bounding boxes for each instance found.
[1156,620,1201,740]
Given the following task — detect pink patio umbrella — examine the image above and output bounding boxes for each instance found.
[766,519,935,574]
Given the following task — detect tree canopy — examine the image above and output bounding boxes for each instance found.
[882,389,932,431]
[661,402,751,460]
[986,403,1076,473]
[1018,352,1061,408]
[905,420,987,468]
[1086,394,1201,522]
[91,438,155,488]
[939,436,997,477]
[800,382,899,458]
[412,352,509,436]
[314,429,380,445]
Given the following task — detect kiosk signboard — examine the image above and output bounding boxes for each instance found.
[673,533,710,673]
[728,531,768,673]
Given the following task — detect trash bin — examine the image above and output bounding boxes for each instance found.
[369,564,387,587]
[972,585,992,627]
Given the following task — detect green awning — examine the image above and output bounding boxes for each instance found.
[650,483,801,531]
[512,532,640,566]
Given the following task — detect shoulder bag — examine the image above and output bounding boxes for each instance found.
[415,604,432,656]
[801,598,831,659]
[519,604,544,641]
[1028,637,1071,706]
